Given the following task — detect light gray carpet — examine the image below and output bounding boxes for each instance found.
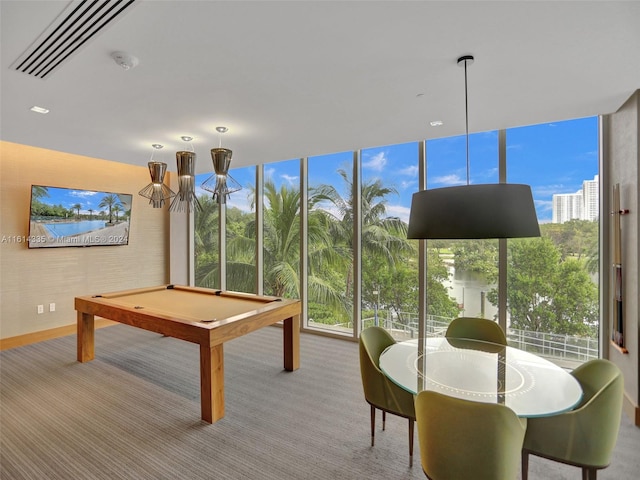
[1,325,639,479]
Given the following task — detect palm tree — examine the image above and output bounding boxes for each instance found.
[194,180,350,319]
[310,168,413,298]
[72,203,82,219]
[112,204,122,222]
[98,194,121,224]
[29,186,50,217]
[88,209,94,220]
[32,185,49,200]
[194,195,220,289]
[246,180,347,310]
[193,170,454,325]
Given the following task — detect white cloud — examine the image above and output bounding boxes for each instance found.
[534,184,572,196]
[482,167,498,179]
[386,204,411,224]
[264,167,275,179]
[71,190,99,198]
[227,192,253,213]
[399,164,418,177]
[362,151,387,171]
[400,179,418,190]
[536,198,553,211]
[431,174,465,186]
[281,173,298,185]
[535,199,553,222]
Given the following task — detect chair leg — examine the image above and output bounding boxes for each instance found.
[370,405,376,446]
[521,451,529,480]
[583,467,598,480]
[408,418,414,467]
[382,410,386,431]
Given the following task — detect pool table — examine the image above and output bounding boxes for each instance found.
[75,284,301,423]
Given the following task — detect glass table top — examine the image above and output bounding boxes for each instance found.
[379,337,583,418]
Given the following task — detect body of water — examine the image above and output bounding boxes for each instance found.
[44,220,107,237]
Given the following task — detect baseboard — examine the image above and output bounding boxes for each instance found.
[622,390,640,427]
[0,318,118,351]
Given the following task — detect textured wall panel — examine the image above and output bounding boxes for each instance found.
[0,141,169,339]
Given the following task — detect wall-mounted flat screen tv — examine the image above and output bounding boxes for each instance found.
[28,185,132,248]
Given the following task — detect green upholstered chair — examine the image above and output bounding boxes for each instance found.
[522,358,624,480]
[359,326,416,466]
[445,317,507,345]
[415,390,526,480]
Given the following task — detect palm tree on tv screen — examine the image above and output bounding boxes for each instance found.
[72,203,82,219]
[32,186,49,200]
[99,194,121,224]
[112,204,122,222]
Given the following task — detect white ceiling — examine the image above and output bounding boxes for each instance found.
[2,1,639,174]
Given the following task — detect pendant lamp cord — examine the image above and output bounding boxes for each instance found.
[464,58,470,186]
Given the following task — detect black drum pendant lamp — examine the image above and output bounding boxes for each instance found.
[407,55,540,239]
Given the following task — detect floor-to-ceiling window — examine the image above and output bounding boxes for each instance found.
[191,116,600,365]
[194,167,257,292]
[307,152,354,334]
[505,117,600,367]
[360,143,420,339]
[262,159,301,300]
[425,131,500,332]
[225,166,257,293]
[194,174,220,289]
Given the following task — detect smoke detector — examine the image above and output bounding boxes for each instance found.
[111,51,139,70]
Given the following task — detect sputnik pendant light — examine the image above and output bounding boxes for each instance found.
[201,126,242,204]
[407,55,540,239]
[169,136,202,213]
[138,144,176,208]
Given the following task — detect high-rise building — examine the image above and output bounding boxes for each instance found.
[552,191,583,223]
[582,174,599,221]
[552,174,599,223]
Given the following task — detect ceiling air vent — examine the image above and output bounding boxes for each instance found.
[11,0,137,79]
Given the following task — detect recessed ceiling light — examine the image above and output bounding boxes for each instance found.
[430,120,444,127]
[30,106,49,114]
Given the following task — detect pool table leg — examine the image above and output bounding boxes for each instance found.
[200,343,224,423]
[77,311,95,362]
[283,314,300,371]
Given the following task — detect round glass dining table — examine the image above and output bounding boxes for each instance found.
[379,337,583,418]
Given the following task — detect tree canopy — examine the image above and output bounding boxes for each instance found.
[487,237,598,336]
[194,171,599,339]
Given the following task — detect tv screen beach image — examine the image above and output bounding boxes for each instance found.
[28,185,132,248]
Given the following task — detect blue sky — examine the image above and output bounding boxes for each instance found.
[196,116,598,223]
[31,186,132,214]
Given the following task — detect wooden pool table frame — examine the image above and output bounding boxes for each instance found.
[75,284,301,423]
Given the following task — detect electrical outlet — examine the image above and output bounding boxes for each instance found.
[49,303,56,312]
[37,305,44,314]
